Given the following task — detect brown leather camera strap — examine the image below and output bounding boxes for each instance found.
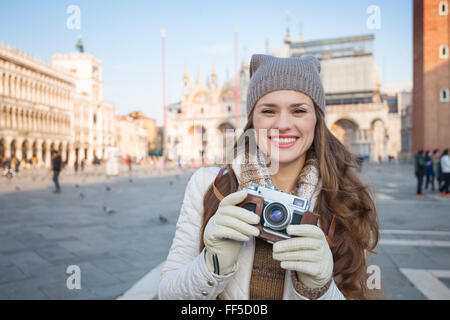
[325,215,336,247]
[212,166,227,201]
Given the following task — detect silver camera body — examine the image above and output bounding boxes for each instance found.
[243,182,310,240]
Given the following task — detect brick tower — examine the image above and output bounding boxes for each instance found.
[413,0,449,152]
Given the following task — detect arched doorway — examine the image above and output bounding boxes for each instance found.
[188,125,207,164]
[218,122,235,162]
[331,119,359,154]
[371,119,387,162]
[42,142,47,163]
[21,140,28,162]
[10,140,16,158]
[0,138,5,160]
[32,141,37,158]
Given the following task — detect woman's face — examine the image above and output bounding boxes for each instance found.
[252,90,317,165]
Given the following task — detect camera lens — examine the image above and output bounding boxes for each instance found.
[263,202,290,230]
[269,208,283,222]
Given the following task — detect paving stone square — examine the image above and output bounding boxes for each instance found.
[0,163,449,299]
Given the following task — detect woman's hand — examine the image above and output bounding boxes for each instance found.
[273,224,333,289]
[203,190,260,275]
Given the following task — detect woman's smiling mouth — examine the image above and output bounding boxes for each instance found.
[269,135,299,148]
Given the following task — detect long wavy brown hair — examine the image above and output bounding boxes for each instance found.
[199,106,382,300]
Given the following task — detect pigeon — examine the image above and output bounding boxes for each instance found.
[159,215,168,224]
[129,179,133,183]
[169,181,173,186]
[104,206,116,214]
[106,186,111,191]
[80,192,85,199]
[15,186,21,191]
[75,184,79,188]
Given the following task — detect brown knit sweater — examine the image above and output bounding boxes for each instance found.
[249,238,285,299]
[249,237,332,300]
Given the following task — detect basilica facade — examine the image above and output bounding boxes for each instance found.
[165,64,250,165]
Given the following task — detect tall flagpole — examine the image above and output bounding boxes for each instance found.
[234,25,239,128]
[161,28,166,158]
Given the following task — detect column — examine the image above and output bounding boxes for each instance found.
[4,137,11,159]
[16,138,23,160]
[45,140,51,168]
[36,139,42,167]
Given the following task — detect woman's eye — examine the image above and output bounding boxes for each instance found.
[261,109,274,114]
[294,109,306,114]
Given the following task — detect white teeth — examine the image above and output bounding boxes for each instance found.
[272,137,297,144]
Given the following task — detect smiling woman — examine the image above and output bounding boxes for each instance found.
[253,91,317,174]
[159,54,381,300]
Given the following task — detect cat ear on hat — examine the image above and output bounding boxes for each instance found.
[302,55,321,73]
[249,54,272,78]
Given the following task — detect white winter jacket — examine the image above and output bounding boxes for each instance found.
[441,155,450,173]
[158,166,346,300]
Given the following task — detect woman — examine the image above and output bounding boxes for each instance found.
[159,54,380,300]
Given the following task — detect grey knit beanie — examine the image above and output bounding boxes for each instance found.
[246,54,325,117]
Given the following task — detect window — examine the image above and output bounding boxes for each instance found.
[439,45,449,59]
[439,1,448,15]
[441,88,450,102]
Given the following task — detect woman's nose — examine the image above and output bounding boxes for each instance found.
[273,111,292,131]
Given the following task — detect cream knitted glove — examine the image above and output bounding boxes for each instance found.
[203,190,260,275]
[273,224,333,289]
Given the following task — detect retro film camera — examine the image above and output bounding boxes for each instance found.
[237,182,319,243]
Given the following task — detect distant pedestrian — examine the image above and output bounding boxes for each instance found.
[157,157,164,174]
[80,159,85,172]
[356,155,364,172]
[14,157,21,175]
[432,149,442,190]
[439,149,450,197]
[424,151,435,192]
[2,157,13,178]
[51,151,62,193]
[31,156,37,168]
[125,155,132,172]
[413,150,425,197]
[74,160,79,173]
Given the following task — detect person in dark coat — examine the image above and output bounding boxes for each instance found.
[413,150,425,197]
[51,151,62,193]
[424,151,435,192]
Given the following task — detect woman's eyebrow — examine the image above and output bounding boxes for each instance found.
[257,103,312,108]
[290,103,313,108]
[256,103,277,108]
